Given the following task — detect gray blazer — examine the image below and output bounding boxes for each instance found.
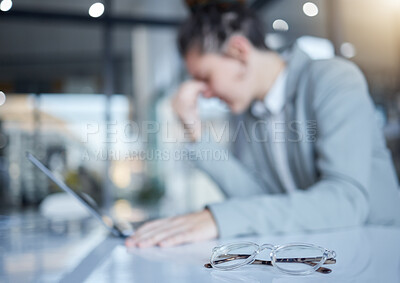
[191,43,400,238]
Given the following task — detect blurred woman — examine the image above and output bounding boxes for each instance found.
[126,0,400,248]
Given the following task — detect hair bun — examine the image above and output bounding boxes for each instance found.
[185,0,247,13]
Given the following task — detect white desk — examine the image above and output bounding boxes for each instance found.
[1,216,400,282]
[69,226,400,283]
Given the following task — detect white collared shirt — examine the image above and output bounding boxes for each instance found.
[251,69,297,193]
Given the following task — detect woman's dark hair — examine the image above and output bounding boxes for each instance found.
[178,1,268,56]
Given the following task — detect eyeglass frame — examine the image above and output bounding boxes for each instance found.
[205,241,336,275]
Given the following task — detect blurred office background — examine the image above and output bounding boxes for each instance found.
[0,0,400,224]
[1,0,400,281]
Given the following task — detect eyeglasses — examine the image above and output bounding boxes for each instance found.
[204,242,336,275]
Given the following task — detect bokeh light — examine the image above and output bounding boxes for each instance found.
[272,19,289,31]
[303,2,319,17]
[89,2,105,18]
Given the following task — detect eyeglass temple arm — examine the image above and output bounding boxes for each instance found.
[211,254,336,264]
[204,260,333,274]
[250,259,332,274]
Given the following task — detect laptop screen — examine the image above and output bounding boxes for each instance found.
[26,152,121,237]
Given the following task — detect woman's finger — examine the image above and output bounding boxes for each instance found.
[125,220,167,247]
[133,218,168,236]
[158,230,194,248]
[136,224,190,248]
[126,217,188,247]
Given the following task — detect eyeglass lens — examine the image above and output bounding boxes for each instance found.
[211,243,259,269]
[273,245,326,273]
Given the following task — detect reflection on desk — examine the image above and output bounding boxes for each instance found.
[1,220,400,283]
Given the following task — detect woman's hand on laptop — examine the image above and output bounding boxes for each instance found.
[125,209,218,248]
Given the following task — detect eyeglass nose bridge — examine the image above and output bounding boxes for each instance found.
[259,243,274,252]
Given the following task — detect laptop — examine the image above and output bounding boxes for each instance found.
[26,152,144,238]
